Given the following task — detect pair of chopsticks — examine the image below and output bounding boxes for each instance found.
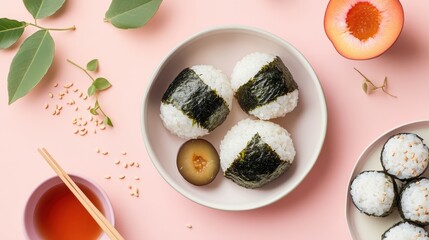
[38,148,125,240]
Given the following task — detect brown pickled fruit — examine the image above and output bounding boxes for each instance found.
[177,139,220,186]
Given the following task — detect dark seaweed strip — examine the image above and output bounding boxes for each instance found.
[381,221,429,240]
[162,68,230,131]
[225,133,289,188]
[236,56,298,113]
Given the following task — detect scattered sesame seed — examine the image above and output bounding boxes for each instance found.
[75,107,79,111]
[73,88,79,92]
[134,177,140,180]
[129,162,135,167]
[128,184,132,189]
[96,148,100,153]
[44,103,49,109]
[79,92,83,98]
[87,106,91,110]
[64,83,73,88]
[49,93,53,98]
[102,151,108,155]
[104,175,111,179]
[83,96,88,100]
[121,151,127,155]
[124,163,128,168]
[186,224,192,229]
[73,129,79,134]
[115,160,120,165]
[119,175,125,180]
[100,125,106,130]
[53,83,58,87]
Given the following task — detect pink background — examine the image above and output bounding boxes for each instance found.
[1,0,428,239]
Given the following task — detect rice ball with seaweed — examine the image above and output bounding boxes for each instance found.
[382,221,429,240]
[349,171,397,217]
[230,52,299,120]
[219,118,295,189]
[399,178,429,226]
[160,65,233,139]
[381,133,429,180]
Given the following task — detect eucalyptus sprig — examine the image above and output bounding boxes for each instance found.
[1,0,75,104]
[355,68,397,98]
[67,59,114,127]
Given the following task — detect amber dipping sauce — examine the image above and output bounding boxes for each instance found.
[34,183,103,240]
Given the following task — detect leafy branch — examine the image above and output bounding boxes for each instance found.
[2,0,75,104]
[355,68,397,98]
[67,59,114,127]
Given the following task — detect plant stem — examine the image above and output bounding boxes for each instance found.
[27,22,76,31]
[66,59,95,81]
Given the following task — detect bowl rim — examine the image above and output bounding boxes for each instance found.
[22,174,115,240]
[141,24,328,211]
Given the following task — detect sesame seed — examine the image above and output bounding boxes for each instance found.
[104,175,111,179]
[119,175,125,180]
[124,163,128,168]
[49,93,53,98]
[73,129,79,134]
[186,224,192,229]
[101,151,108,155]
[64,83,73,88]
[75,107,79,111]
[114,160,120,165]
[134,177,140,180]
[83,96,88,100]
[53,83,58,87]
[96,148,100,153]
[73,88,79,92]
[44,103,49,109]
[100,125,106,130]
[121,151,127,155]
[79,92,83,98]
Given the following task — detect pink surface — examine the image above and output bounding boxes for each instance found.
[1,0,428,239]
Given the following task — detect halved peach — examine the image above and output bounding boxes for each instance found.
[324,0,404,60]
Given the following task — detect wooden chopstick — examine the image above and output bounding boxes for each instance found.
[38,148,125,240]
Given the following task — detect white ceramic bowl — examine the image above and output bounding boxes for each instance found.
[23,174,115,240]
[142,25,327,211]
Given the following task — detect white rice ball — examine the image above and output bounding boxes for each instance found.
[219,118,295,188]
[350,171,396,217]
[381,133,429,180]
[400,178,429,225]
[383,222,429,240]
[160,65,233,139]
[230,52,299,120]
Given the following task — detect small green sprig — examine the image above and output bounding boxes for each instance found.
[67,59,114,127]
[354,68,396,98]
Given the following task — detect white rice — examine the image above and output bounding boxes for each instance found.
[249,90,299,120]
[230,52,275,90]
[230,52,299,120]
[383,222,429,240]
[160,65,233,139]
[400,178,429,224]
[350,171,396,216]
[382,133,429,180]
[219,118,295,172]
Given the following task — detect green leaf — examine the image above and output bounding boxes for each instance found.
[105,0,162,29]
[105,116,113,127]
[87,84,96,97]
[23,0,65,19]
[90,108,98,115]
[0,18,26,49]
[86,59,98,72]
[93,77,111,91]
[8,30,54,104]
